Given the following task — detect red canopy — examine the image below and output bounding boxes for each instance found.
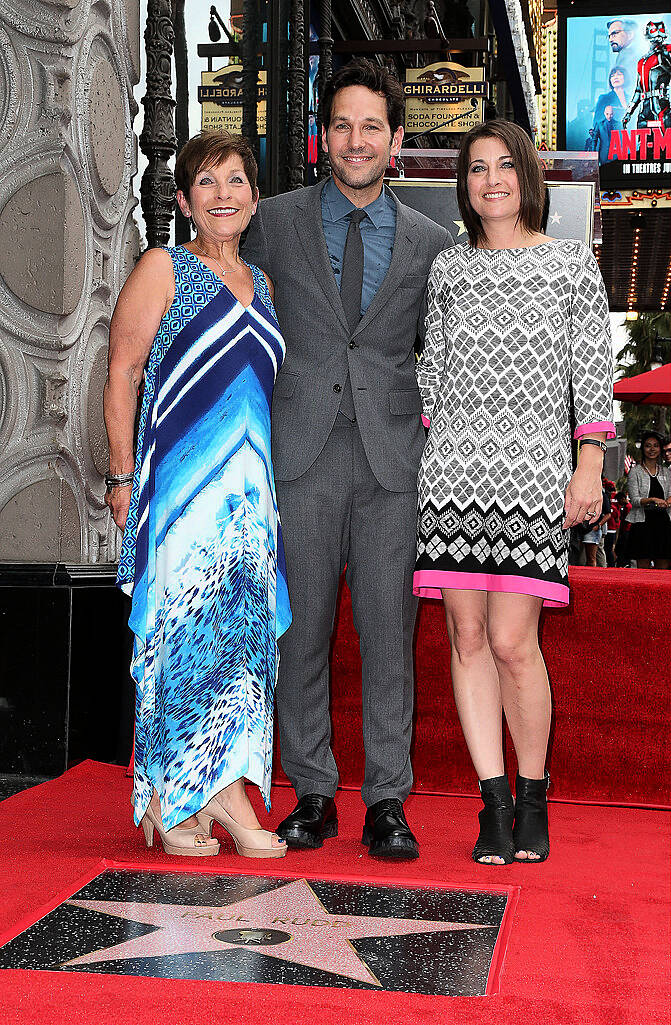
[613,363,671,405]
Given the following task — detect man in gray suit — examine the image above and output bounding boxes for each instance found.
[243,59,450,860]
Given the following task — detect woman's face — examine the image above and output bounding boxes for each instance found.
[466,137,521,228]
[177,154,257,242]
[643,436,661,460]
[610,69,625,89]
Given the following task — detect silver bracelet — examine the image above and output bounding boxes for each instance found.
[105,472,134,491]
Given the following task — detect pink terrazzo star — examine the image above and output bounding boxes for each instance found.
[63,877,494,986]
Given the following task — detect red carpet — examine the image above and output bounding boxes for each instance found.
[0,761,668,1024]
[277,568,671,806]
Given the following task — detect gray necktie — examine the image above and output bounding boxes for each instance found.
[338,209,366,421]
[340,209,367,332]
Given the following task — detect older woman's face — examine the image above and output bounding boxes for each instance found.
[643,436,661,460]
[466,137,521,228]
[177,154,257,241]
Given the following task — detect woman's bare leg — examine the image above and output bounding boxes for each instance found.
[213,778,263,828]
[583,542,597,566]
[151,779,263,832]
[211,779,285,849]
[442,589,507,864]
[486,592,550,860]
[442,589,504,780]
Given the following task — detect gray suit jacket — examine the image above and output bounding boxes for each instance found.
[625,464,671,523]
[242,179,451,491]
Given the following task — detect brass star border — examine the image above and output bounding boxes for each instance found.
[0,862,519,997]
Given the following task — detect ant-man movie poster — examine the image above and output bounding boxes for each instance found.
[563,11,671,187]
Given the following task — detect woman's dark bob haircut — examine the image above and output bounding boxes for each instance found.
[174,131,258,198]
[320,58,405,136]
[456,120,546,248]
[639,430,665,459]
[608,65,629,88]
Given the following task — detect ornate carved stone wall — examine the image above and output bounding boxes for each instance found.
[0,0,140,563]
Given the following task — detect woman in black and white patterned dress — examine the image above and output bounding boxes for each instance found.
[414,121,615,865]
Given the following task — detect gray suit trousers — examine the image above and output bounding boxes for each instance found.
[275,415,418,807]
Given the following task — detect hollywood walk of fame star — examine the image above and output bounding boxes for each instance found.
[63,877,495,986]
[453,219,467,236]
[550,211,562,224]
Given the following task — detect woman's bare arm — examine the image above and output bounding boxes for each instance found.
[103,248,174,529]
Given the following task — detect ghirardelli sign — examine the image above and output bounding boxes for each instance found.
[198,66,267,135]
[404,62,486,134]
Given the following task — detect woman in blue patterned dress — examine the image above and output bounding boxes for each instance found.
[104,132,291,858]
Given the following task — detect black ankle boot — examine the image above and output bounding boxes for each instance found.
[513,772,550,863]
[472,775,514,865]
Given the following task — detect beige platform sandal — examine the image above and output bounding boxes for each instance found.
[140,803,220,856]
[197,794,287,858]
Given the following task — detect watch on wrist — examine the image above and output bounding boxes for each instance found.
[579,439,607,455]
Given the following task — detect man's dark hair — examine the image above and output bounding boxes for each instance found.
[320,59,405,136]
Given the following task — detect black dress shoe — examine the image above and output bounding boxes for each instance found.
[362,799,419,860]
[276,794,338,850]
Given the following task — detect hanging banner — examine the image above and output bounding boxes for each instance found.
[198,66,267,135]
[403,61,486,135]
[562,10,671,187]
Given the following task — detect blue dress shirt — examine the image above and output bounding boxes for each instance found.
[321,177,397,317]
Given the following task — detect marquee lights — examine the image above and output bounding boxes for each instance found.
[628,225,641,311]
[661,262,671,308]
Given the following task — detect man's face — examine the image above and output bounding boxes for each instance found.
[663,444,671,465]
[608,21,632,52]
[604,105,614,121]
[322,85,404,192]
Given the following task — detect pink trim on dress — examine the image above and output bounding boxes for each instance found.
[421,414,431,428]
[413,569,569,608]
[574,421,616,440]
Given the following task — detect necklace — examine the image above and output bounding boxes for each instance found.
[192,240,239,280]
[643,461,659,477]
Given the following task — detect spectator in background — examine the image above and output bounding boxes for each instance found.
[582,483,611,567]
[625,431,671,569]
[604,481,619,567]
[663,439,671,467]
[596,477,616,567]
[615,490,632,566]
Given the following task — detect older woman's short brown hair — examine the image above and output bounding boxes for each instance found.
[174,131,258,198]
[456,120,546,247]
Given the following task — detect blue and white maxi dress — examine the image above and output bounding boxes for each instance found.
[117,246,292,831]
